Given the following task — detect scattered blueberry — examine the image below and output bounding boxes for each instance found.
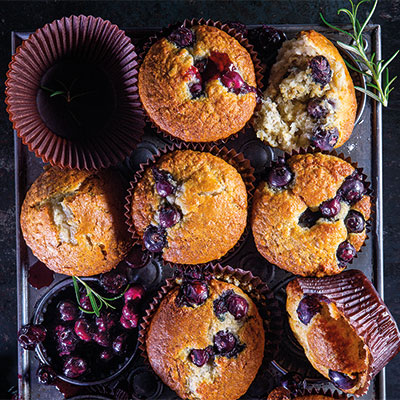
[17,324,47,350]
[152,167,176,197]
[100,271,128,295]
[74,318,93,342]
[345,210,365,233]
[247,25,286,59]
[99,349,114,362]
[320,196,341,218]
[63,356,88,379]
[95,312,117,333]
[168,27,195,48]
[280,372,305,396]
[227,294,249,320]
[298,208,321,228]
[310,126,339,151]
[214,331,236,355]
[36,364,57,385]
[177,281,209,307]
[124,285,145,303]
[329,370,357,390]
[337,241,356,263]
[93,331,111,348]
[113,333,128,355]
[339,175,365,204]
[120,314,138,330]
[159,205,181,229]
[310,55,332,86]
[296,295,322,325]
[189,346,215,367]
[57,300,78,322]
[125,245,150,269]
[143,225,166,253]
[122,301,139,329]
[55,325,79,356]
[79,294,93,312]
[267,164,293,188]
[307,98,328,119]
[226,21,248,36]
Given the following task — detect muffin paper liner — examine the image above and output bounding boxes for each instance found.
[5,15,144,170]
[138,18,264,145]
[255,147,373,273]
[294,269,400,396]
[268,386,354,400]
[124,142,255,266]
[138,264,283,368]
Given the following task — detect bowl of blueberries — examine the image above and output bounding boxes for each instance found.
[18,271,145,386]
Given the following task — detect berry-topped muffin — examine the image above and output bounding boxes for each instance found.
[251,152,370,276]
[253,30,356,151]
[21,167,132,276]
[139,24,258,142]
[145,271,265,400]
[130,150,248,264]
[286,271,400,396]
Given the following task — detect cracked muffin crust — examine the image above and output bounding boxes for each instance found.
[130,150,247,264]
[146,276,265,400]
[138,25,257,142]
[251,153,371,276]
[253,30,356,152]
[20,167,132,276]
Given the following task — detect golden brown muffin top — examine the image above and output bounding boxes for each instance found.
[131,150,247,264]
[267,387,343,400]
[20,167,131,276]
[251,153,370,276]
[139,25,257,142]
[146,278,265,400]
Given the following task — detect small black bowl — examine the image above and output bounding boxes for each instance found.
[32,277,139,386]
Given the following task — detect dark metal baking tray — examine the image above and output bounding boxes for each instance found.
[13,24,384,399]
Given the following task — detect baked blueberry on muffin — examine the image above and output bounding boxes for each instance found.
[130,150,247,264]
[251,152,370,276]
[253,30,356,151]
[139,24,257,142]
[21,167,131,276]
[286,270,400,396]
[145,271,265,400]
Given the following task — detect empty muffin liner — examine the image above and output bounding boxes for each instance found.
[138,264,283,370]
[5,15,144,170]
[124,142,255,266]
[293,269,400,396]
[137,18,264,145]
[258,147,373,271]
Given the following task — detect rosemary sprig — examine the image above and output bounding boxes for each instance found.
[72,276,129,317]
[41,78,95,103]
[321,0,399,107]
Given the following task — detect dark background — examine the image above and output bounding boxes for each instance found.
[0,1,399,399]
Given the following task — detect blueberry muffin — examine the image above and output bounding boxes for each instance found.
[253,30,356,151]
[21,167,131,276]
[139,25,257,142]
[146,273,265,400]
[267,387,352,400]
[251,153,370,276]
[130,150,247,264]
[286,270,400,396]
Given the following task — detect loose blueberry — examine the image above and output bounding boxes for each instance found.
[320,196,341,218]
[247,25,286,58]
[124,285,145,303]
[74,318,93,342]
[55,325,79,356]
[152,167,176,197]
[267,164,293,188]
[307,98,328,119]
[226,21,248,36]
[298,208,321,228]
[214,331,237,355]
[310,55,332,86]
[178,281,209,307]
[100,270,128,295]
[63,356,87,379]
[159,205,181,229]
[96,312,117,333]
[280,372,305,396]
[120,314,138,330]
[345,210,365,233]
[36,364,57,385]
[189,346,214,367]
[93,331,111,347]
[339,176,365,204]
[79,294,93,312]
[337,241,356,263]
[122,301,139,328]
[17,324,47,350]
[125,245,150,269]
[143,225,166,253]
[227,294,249,320]
[99,349,114,362]
[113,333,128,355]
[168,27,195,48]
[310,127,339,151]
[57,300,78,322]
[296,295,322,325]
[329,370,357,390]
